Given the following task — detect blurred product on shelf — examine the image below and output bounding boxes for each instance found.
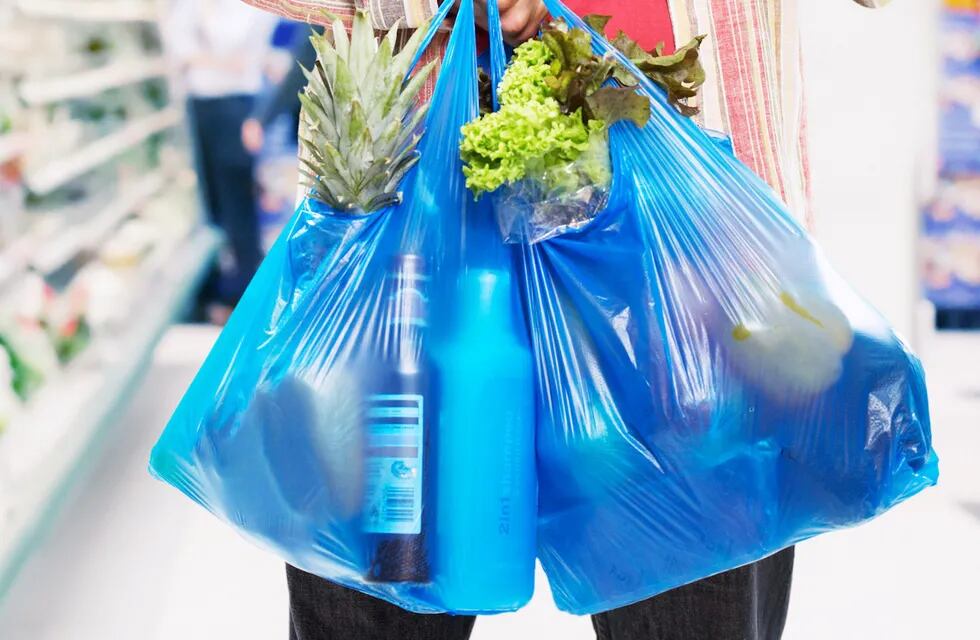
[923,232,980,318]
[0,348,18,432]
[938,3,980,177]
[924,0,980,328]
[0,0,217,598]
[0,274,60,401]
[164,0,278,310]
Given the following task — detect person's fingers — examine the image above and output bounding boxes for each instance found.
[513,20,541,46]
[515,2,548,43]
[473,0,546,44]
[533,1,550,24]
[503,0,548,45]
[492,0,520,12]
[500,5,531,41]
[241,119,264,153]
[474,0,519,31]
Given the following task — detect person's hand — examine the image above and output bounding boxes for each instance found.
[473,0,549,46]
[241,118,264,154]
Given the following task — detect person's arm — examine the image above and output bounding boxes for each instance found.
[242,32,320,152]
[256,35,318,126]
[472,0,548,46]
[238,0,433,28]
[238,0,546,43]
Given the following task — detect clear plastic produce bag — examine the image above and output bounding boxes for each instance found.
[506,0,939,614]
[151,0,538,614]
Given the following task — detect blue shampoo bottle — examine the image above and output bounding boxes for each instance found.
[435,268,537,612]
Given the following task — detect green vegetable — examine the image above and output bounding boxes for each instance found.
[461,20,706,197]
[460,96,604,196]
[540,24,637,125]
[461,40,606,196]
[51,317,91,364]
[586,86,652,129]
[298,11,435,212]
[584,14,707,117]
[462,34,623,197]
[0,336,44,401]
[497,40,557,105]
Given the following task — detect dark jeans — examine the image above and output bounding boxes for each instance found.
[286,546,794,640]
[188,95,263,305]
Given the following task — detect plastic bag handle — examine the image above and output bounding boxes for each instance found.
[405,0,462,80]
[406,0,506,109]
[485,1,507,110]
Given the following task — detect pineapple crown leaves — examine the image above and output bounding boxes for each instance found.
[299,10,436,213]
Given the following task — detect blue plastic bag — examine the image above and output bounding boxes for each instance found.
[509,0,939,614]
[151,0,938,617]
[152,0,538,614]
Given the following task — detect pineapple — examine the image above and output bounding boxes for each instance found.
[299,10,436,213]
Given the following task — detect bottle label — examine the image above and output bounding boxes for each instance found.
[363,394,424,535]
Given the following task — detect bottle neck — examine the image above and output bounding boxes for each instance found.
[389,254,427,329]
[387,254,427,372]
[457,269,517,333]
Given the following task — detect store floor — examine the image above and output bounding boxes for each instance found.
[0,325,976,640]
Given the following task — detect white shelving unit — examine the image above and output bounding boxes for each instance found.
[20,58,170,106]
[0,133,29,165]
[31,169,172,275]
[2,172,174,292]
[16,0,158,23]
[0,0,214,602]
[0,233,36,293]
[0,228,220,598]
[25,108,182,196]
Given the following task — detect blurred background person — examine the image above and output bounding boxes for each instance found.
[165,0,278,324]
[241,28,319,155]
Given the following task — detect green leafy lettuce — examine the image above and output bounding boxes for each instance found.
[460,40,609,196]
[460,21,707,197]
[585,14,707,117]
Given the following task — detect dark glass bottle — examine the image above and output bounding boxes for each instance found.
[363,254,432,583]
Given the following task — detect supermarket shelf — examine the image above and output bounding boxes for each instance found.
[16,0,158,23]
[0,227,221,601]
[0,133,29,165]
[25,108,181,196]
[31,170,172,275]
[0,234,36,294]
[0,170,172,291]
[20,58,169,106]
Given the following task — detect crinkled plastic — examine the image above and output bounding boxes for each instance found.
[494,171,609,245]
[150,0,939,618]
[513,0,938,614]
[487,145,612,245]
[151,0,539,614]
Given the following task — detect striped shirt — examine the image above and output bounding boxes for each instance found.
[240,0,890,227]
[667,0,814,226]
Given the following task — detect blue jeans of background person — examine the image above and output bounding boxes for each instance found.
[286,546,794,640]
[188,95,263,305]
